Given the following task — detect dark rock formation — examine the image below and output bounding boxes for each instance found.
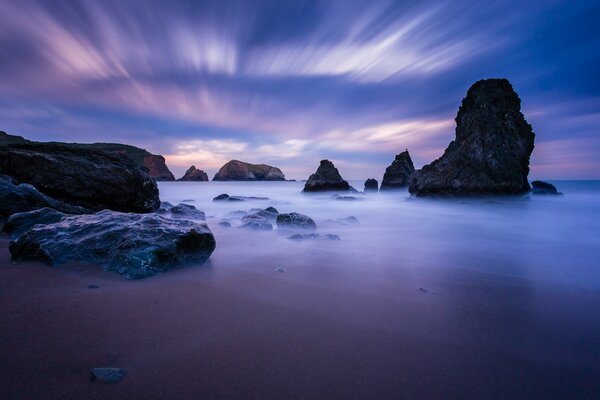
[331,194,363,201]
[178,166,209,181]
[169,204,207,220]
[0,142,160,212]
[303,160,352,192]
[531,180,562,195]
[364,178,378,192]
[90,368,126,384]
[9,210,216,279]
[2,208,66,238]
[0,131,175,181]
[212,194,268,202]
[213,160,285,181]
[380,151,415,190]
[0,175,90,218]
[276,212,317,231]
[255,206,279,221]
[240,214,273,231]
[288,233,341,241]
[218,220,232,227]
[408,79,535,196]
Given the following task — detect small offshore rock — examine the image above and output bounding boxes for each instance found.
[531,180,562,195]
[87,285,99,289]
[303,160,352,192]
[90,368,126,384]
[213,194,231,201]
[240,214,273,231]
[364,178,378,192]
[275,267,286,273]
[276,212,317,231]
[177,165,208,181]
[218,220,232,227]
[287,233,341,241]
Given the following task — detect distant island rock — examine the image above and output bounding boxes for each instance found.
[303,160,352,192]
[0,140,160,213]
[364,178,378,192]
[408,78,535,196]
[380,151,415,190]
[213,160,285,181]
[178,165,208,181]
[0,131,175,181]
[531,180,562,195]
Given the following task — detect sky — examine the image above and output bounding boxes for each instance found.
[1,0,599,180]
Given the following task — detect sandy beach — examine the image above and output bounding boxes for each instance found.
[2,227,599,400]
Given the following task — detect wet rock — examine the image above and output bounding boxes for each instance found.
[157,202,174,215]
[2,208,66,238]
[287,233,341,241]
[0,142,160,212]
[303,160,352,192]
[381,151,415,190]
[531,180,562,195]
[218,220,232,227]
[90,368,126,383]
[0,175,89,218]
[177,165,209,181]
[276,212,317,231]
[255,206,279,221]
[213,160,285,181]
[240,214,273,230]
[169,204,207,220]
[213,194,231,201]
[364,178,378,192]
[9,210,216,279]
[225,210,248,218]
[408,79,535,196]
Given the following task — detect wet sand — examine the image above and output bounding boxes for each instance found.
[1,233,599,400]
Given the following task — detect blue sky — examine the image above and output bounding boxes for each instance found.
[1,0,599,179]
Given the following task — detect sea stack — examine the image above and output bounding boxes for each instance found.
[178,166,209,181]
[364,178,378,192]
[303,160,352,192]
[213,160,285,181]
[380,151,415,190]
[408,78,535,196]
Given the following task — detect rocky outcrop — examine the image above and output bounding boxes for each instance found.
[531,180,562,195]
[0,132,175,181]
[364,178,378,192]
[213,160,285,181]
[408,79,535,196]
[0,142,160,213]
[303,160,352,192]
[276,212,317,231]
[9,210,216,279]
[380,151,415,190]
[0,174,90,217]
[178,166,208,181]
[2,207,66,238]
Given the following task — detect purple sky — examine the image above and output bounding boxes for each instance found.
[1,0,599,180]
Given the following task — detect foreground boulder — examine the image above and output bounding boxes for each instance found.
[276,212,317,231]
[380,151,415,190]
[0,132,175,181]
[213,160,285,181]
[364,178,378,192]
[408,79,535,196]
[531,180,562,195]
[0,175,89,218]
[178,165,209,181]
[2,207,66,238]
[9,210,216,279]
[303,160,352,192]
[0,142,160,212]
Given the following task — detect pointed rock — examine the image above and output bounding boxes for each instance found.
[408,79,535,196]
[380,151,415,190]
[178,165,208,181]
[303,160,351,192]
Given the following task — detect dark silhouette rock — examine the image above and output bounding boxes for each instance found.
[288,233,341,241]
[178,166,209,181]
[240,214,273,231]
[408,79,535,196]
[213,194,268,202]
[9,210,216,279]
[0,175,90,218]
[2,208,66,238]
[88,284,99,289]
[255,206,279,221]
[90,368,126,384]
[0,142,160,212]
[213,160,285,181]
[0,131,174,181]
[218,220,232,227]
[531,180,562,195]
[303,160,352,192]
[213,194,231,201]
[276,212,317,231]
[364,178,378,192]
[381,151,415,190]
